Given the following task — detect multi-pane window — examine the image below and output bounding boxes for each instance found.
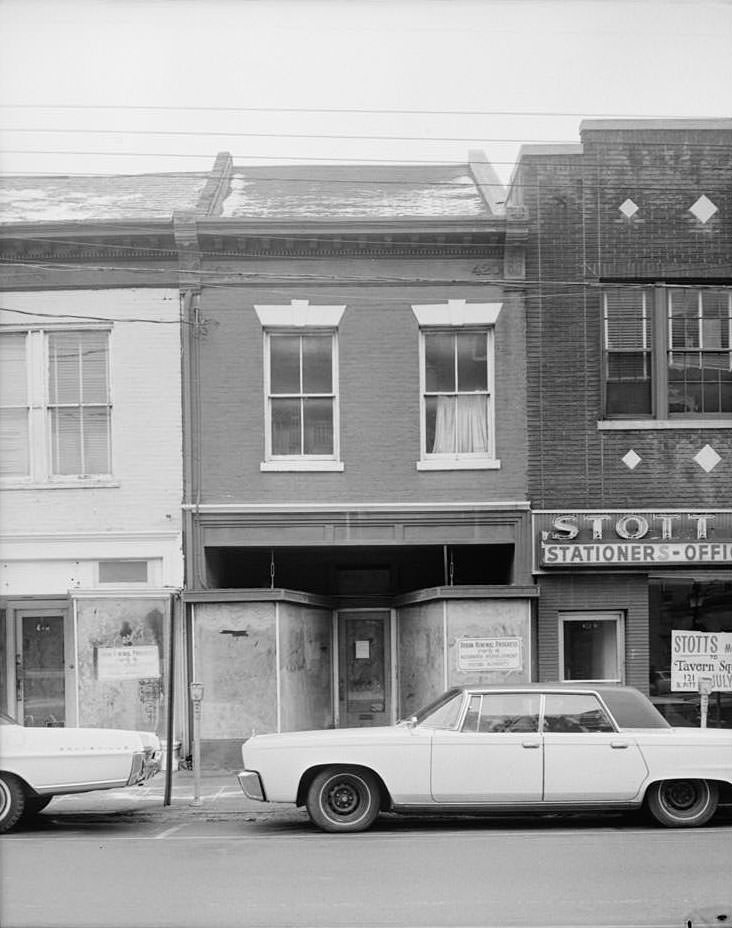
[266,332,336,458]
[0,329,111,482]
[48,332,111,475]
[668,289,732,414]
[603,287,732,419]
[0,334,30,477]
[423,329,492,457]
[604,290,652,416]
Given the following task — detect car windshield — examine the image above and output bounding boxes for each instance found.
[411,688,465,729]
[0,712,18,726]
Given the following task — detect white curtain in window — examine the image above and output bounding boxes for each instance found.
[432,395,489,453]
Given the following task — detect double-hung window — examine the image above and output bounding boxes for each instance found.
[0,333,30,478]
[48,331,112,475]
[255,300,345,471]
[603,287,732,422]
[413,300,502,470]
[0,329,112,483]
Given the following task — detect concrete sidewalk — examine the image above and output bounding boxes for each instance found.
[41,768,307,825]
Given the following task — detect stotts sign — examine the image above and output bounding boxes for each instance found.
[535,510,732,567]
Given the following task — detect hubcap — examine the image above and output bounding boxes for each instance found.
[663,780,701,812]
[0,781,9,819]
[327,781,359,816]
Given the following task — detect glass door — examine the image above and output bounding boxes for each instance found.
[16,610,67,726]
[559,612,624,683]
[338,610,391,728]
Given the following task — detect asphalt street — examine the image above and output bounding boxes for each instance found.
[2,771,732,928]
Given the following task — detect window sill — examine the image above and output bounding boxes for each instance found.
[260,460,344,472]
[598,418,732,431]
[416,458,501,471]
[0,479,120,490]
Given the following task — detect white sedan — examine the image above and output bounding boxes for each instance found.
[237,684,732,832]
[0,712,160,833]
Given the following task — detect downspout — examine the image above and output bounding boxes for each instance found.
[175,211,203,761]
[163,591,178,806]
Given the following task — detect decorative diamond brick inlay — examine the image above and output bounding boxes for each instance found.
[694,444,721,473]
[622,449,642,470]
[619,198,639,219]
[689,195,718,224]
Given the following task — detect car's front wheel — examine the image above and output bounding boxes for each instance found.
[646,779,718,828]
[0,773,26,834]
[306,767,381,833]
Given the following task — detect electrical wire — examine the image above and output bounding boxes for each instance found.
[0,104,727,119]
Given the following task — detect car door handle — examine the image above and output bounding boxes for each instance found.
[610,741,629,749]
[522,740,541,749]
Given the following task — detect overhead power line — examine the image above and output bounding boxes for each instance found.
[2,129,732,148]
[0,104,711,119]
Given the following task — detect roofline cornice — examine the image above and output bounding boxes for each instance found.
[197,217,508,236]
[0,219,174,239]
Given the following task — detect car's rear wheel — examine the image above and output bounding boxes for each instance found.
[22,795,53,818]
[646,779,718,828]
[0,773,26,834]
[306,767,380,833]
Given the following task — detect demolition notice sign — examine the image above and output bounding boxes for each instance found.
[670,631,732,692]
[457,637,523,672]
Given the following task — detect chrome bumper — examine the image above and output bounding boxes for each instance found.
[237,770,265,801]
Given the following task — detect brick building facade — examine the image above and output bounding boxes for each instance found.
[181,155,536,764]
[509,120,732,725]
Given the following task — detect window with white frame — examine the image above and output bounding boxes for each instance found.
[0,329,112,483]
[412,300,502,470]
[603,287,732,420]
[559,612,624,683]
[0,333,30,477]
[255,300,345,471]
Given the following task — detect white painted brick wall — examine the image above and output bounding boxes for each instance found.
[0,289,183,589]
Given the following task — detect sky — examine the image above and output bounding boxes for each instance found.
[0,0,731,185]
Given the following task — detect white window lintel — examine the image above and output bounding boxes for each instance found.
[411,299,502,327]
[254,300,346,328]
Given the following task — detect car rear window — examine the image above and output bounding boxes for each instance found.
[601,688,671,729]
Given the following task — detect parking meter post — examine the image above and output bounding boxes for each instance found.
[190,683,204,806]
[698,676,712,729]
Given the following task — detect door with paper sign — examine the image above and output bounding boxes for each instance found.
[15,608,69,727]
[338,610,391,728]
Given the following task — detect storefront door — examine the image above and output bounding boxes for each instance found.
[15,609,68,727]
[338,610,391,728]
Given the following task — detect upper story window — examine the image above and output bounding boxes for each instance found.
[255,300,345,472]
[412,300,502,470]
[603,287,731,422]
[0,328,112,484]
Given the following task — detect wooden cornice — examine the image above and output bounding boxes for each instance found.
[0,214,528,265]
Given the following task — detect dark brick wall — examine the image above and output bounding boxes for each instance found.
[537,573,649,691]
[519,126,732,510]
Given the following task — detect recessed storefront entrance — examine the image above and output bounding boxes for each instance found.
[337,609,392,728]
